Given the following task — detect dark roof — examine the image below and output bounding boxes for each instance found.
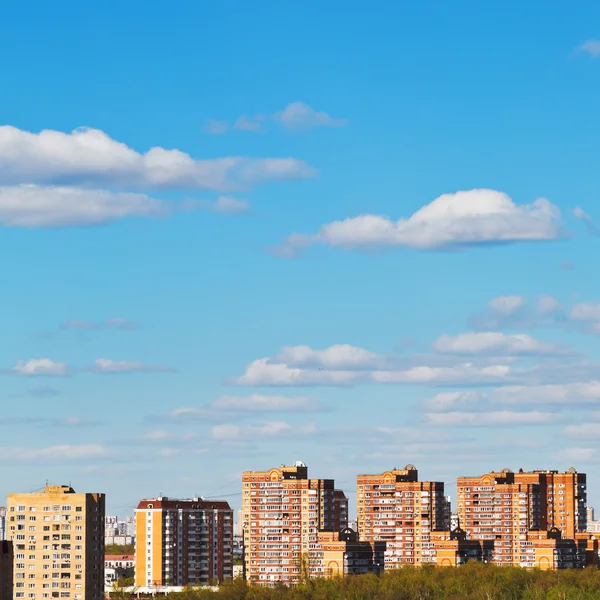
[136,498,232,511]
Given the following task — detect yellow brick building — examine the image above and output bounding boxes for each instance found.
[7,485,104,600]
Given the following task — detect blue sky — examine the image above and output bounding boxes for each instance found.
[1,0,600,519]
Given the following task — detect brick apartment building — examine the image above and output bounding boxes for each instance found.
[457,468,595,569]
[357,465,453,568]
[134,497,233,587]
[242,461,381,585]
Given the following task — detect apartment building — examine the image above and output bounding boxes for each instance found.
[241,461,339,585]
[7,485,105,600]
[457,468,590,568]
[333,491,348,532]
[0,541,13,600]
[134,497,233,587]
[356,465,449,568]
[511,469,587,538]
[456,470,542,566]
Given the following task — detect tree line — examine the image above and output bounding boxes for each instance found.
[122,563,600,600]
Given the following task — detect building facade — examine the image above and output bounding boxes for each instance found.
[0,540,13,600]
[511,469,587,538]
[317,529,384,577]
[457,469,589,568]
[357,465,449,568]
[7,485,105,600]
[134,497,233,587]
[333,491,349,532]
[241,461,339,585]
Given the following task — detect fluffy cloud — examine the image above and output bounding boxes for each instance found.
[91,358,175,374]
[231,354,517,387]
[570,303,600,334]
[0,185,167,228]
[13,359,68,376]
[488,296,527,315]
[196,196,250,214]
[166,394,323,422]
[424,411,558,427]
[234,115,265,132]
[433,332,567,356]
[0,125,314,191]
[275,189,563,255]
[204,102,344,134]
[0,444,110,462]
[275,344,382,369]
[203,119,229,135]
[577,40,600,58]
[573,207,599,235]
[210,421,317,440]
[423,382,600,412]
[273,102,346,130]
[209,394,321,412]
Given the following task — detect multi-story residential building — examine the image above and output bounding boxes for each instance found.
[357,465,449,568]
[511,469,587,538]
[0,540,13,600]
[7,485,105,600]
[241,461,339,585]
[333,491,348,532]
[457,468,590,568]
[134,497,233,587]
[457,469,542,566]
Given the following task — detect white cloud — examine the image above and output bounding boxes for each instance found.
[196,196,250,214]
[13,359,68,376]
[206,103,345,134]
[487,296,527,315]
[0,185,166,228]
[231,354,517,387]
[276,189,562,255]
[276,344,381,369]
[203,119,229,135]
[210,421,317,440]
[105,317,138,330]
[234,115,265,132]
[433,332,567,356]
[577,40,600,58]
[422,391,484,412]
[570,303,600,334]
[91,358,174,374]
[273,102,346,130]
[424,411,558,427]
[0,125,314,191]
[573,206,599,235]
[537,295,562,315]
[232,358,363,386]
[0,444,110,462]
[209,394,321,412]
[423,382,600,412]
